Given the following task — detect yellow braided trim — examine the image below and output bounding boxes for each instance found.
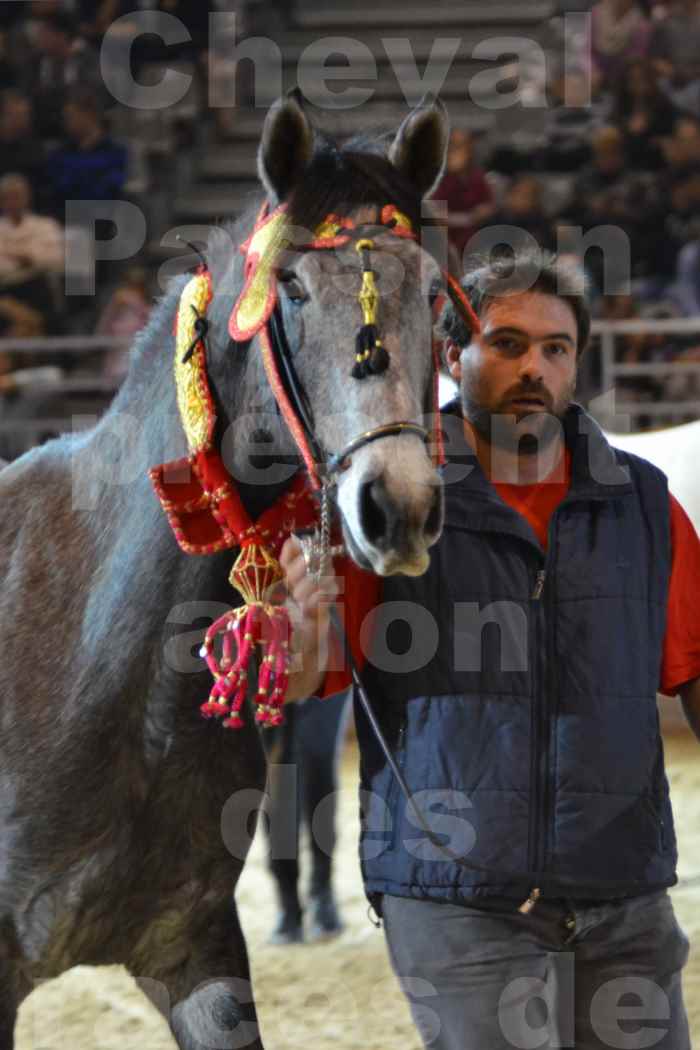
[174,274,213,452]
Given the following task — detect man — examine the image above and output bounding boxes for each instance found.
[650,0,700,116]
[31,11,103,138]
[281,251,700,1049]
[430,128,495,270]
[0,174,63,281]
[46,89,127,219]
[0,173,63,325]
[0,91,45,195]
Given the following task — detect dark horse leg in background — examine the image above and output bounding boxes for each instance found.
[263,690,350,944]
[0,919,30,1050]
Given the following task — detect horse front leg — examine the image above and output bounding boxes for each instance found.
[170,975,263,1050]
[137,897,264,1050]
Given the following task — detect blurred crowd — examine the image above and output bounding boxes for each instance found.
[0,0,699,439]
[433,0,700,417]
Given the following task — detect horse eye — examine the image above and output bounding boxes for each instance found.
[278,269,308,305]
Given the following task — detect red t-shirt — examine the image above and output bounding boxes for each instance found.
[322,449,700,699]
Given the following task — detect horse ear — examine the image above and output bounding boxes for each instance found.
[388,94,449,198]
[258,89,314,203]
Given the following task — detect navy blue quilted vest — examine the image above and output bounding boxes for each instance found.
[355,403,676,904]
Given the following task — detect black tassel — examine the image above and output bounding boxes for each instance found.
[353,324,388,378]
[182,309,209,363]
[367,343,390,375]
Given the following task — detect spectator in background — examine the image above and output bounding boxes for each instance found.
[663,168,700,274]
[263,691,350,945]
[0,299,62,463]
[0,173,63,323]
[566,125,667,293]
[46,88,127,217]
[661,115,700,176]
[0,30,18,91]
[74,1,128,44]
[590,0,652,86]
[431,129,494,272]
[31,10,103,138]
[483,175,556,257]
[0,297,45,343]
[669,239,700,314]
[612,57,679,169]
[95,266,152,381]
[0,91,45,196]
[572,124,628,201]
[0,4,28,33]
[540,70,604,173]
[650,0,700,116]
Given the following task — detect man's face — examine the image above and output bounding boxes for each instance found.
[0,182,29,217]
[446,131,473,174]
[448,291,578,454]
[63,103,88,140]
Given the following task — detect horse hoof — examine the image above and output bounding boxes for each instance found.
[308,888,344,943]
[268,909,304,945]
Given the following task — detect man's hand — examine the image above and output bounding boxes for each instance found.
[679,676,700,743]
[279,536,339,702]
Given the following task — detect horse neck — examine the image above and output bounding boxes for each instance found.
[72,273,293,612]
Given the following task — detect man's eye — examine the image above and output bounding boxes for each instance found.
[547,343,568,355]
[493,337,519,352]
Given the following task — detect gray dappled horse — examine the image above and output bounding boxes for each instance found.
[0,93,448,1049]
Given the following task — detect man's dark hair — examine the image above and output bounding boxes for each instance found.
[38,12,78,38]
[64,85,103,123]
[444,250,591,357]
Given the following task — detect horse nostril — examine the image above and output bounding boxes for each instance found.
[424,488,443,539]
[359,477,391,547]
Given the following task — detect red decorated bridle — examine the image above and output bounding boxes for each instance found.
[150,200,479,729]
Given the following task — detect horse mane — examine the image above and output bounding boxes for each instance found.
[283,131,425,235]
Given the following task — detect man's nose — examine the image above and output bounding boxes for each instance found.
[517,345,545,381]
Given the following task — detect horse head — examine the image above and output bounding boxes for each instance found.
[205,92,452,577]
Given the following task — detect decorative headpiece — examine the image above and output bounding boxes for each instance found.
[151,203,480,729]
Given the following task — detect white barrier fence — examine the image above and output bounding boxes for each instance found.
[592,317,700,428]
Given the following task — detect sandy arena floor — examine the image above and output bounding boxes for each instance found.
[15,730,700,1050]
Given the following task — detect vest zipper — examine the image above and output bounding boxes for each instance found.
[528,569,546,873]
[538,511,563,877]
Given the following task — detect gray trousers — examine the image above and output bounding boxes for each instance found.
[382,891,691,1050]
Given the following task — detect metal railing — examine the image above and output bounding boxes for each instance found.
[2,321,700,455]
[592,318,700,429]
[0,336,130,355]
[0,337,129,456]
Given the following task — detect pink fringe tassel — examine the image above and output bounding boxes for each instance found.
[199,604,291,729]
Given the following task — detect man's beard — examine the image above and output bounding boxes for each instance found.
[460,374,576,456]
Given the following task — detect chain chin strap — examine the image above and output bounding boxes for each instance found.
[297,479,344,580]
